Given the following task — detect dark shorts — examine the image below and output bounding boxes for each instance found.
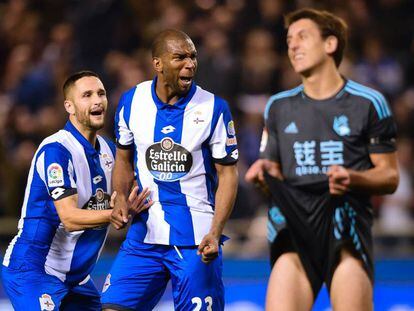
[265,175,374,299]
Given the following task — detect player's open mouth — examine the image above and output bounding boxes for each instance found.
[179,76,193,86]
[90,108,104,116]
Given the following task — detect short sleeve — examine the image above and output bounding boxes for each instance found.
[260,100,280,161]
[36,143,77,201]
[115,88,135,149]
[209,96,238,165]
[366,101,397,154]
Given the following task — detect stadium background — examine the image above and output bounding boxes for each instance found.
[0,0,413,309]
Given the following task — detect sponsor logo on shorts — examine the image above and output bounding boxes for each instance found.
[227,121,236,136]
[39,293,55,311]
[47,163,64,187]
[102,274,111,293]
[145,137,193,182]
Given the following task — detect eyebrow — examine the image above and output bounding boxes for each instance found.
[172,51,197,57]
[81,88,106,94]
[287,29,307,39]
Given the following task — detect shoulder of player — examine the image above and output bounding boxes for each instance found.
[193,84,230,109]
[264,85,304,120]
[343,80,391,120]
[37,133,72,159]
[119,80,152,107]
[134,80,153,93]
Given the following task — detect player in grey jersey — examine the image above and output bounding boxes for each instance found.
[246,8,398,311]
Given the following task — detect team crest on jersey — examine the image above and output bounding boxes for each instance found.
[333,115,350,136]
[227,121,236,136]
[39,293,55,311]
[100,153,113,171]
[193,110,205,124]
[146,137,193,182]
[47,163,64,187]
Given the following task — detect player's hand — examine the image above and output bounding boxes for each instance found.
[127,186,153,216]
[110,192,129,230]
[245,159,283,193]
[245,159,266,184]
[197,233,219,264]
[327,165,351,196]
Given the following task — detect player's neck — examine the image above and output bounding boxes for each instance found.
[155,77,180,105]
[301,64,344,100]
[70,118,98,148]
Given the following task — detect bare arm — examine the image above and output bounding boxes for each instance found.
[111,147,135,229]
[54,194,112,232]
[197,163,238,263]
[327,152,399,195]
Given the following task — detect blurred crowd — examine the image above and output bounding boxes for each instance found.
[0,0,413,255]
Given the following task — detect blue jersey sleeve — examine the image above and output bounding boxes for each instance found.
[36,143,77,200]
[115,88,136,149]
[209,96,238,165]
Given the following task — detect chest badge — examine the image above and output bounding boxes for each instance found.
[193,110,205,124]
[333,115,350,136]
[100,153,113,171]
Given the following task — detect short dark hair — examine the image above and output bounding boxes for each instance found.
[284,8,348,67]
[63,70,99,99]
[151,29,192,58]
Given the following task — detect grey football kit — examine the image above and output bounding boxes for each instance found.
[262,79,396,296]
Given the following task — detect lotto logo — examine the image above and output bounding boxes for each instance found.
[51,187,65,200]
[230,149,239,160]
[93,175,103,184]
[161,125,175,134]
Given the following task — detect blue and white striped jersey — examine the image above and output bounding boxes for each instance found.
[2,121,115,284]
[115,79,238,246]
